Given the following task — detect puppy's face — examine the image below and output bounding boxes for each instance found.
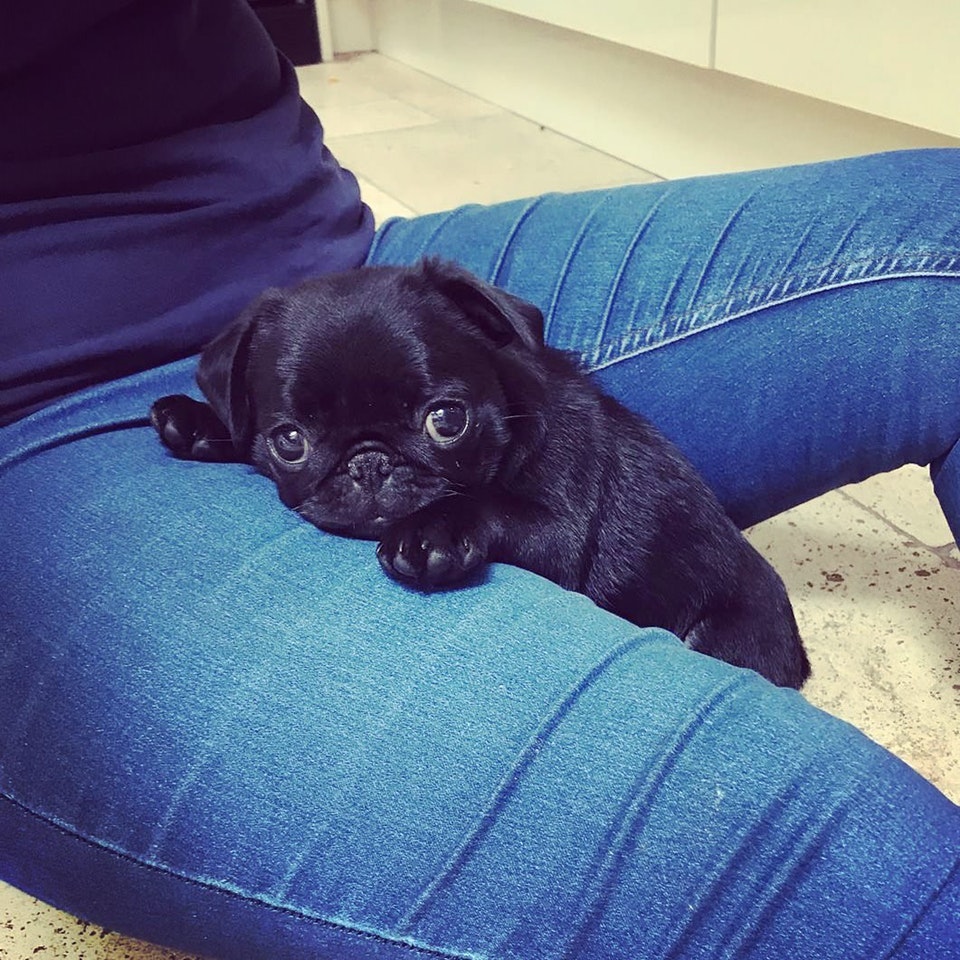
[196,260,546,539]
[247,287,514,539]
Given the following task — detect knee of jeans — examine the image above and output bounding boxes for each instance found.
[930,437,960,546]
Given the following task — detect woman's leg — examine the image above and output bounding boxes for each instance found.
[1,363,957,960]
[368,148,960,538]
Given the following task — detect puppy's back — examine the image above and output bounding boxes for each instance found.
[520,351,810,688]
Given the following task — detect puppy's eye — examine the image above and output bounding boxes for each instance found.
[268,424,310,465]
[425,403,468,444]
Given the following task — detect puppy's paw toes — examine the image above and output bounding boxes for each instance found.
[149,395,194,455]
[377,518,485,588]
[150,395,197,456]
[149,395,236,462]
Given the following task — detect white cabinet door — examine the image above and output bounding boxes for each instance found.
[715,0,960,137]
[468,0,714,67]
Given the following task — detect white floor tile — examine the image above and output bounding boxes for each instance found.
[296,65,386,110]
[302,54,505,122]
[318,97,437,139]
[329,112,657,214]
[0,880,195,960]
[354,175,417,224]
[841,463,957,549]
[748,492,960,800]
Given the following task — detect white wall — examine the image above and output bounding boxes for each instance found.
[326,0,375,54]
[465,0,714,67]
[372,0,958,179]
[715,1,960,139]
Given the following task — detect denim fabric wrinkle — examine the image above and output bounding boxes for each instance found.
[490,194,552,287]
[559,672,753,960]
[542,194,614,340]
[398,629,665,935]
[685,781,859,960]
[884,859,960,960]
[415,205,481,262]
[596,192,672,351]
[685,186,763,316]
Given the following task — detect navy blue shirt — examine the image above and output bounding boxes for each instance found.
[1,0,374,423]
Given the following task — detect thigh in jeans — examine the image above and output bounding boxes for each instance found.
[1,357,958,958]
[369,148,960,537]
[3,149,960,959]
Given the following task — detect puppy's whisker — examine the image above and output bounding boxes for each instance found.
[440,488,482,505]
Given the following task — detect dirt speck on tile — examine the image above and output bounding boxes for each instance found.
[0,882,200,960]
[747,486,960,802]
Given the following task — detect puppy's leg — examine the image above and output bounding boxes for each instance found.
[377,497,488,587]
[377,492,563,589]
[150,395,240,463]
[685,580,810,690]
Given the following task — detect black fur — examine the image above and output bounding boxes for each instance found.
[151,259,810,688]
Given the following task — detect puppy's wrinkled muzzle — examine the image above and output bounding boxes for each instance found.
[298,445,421,540]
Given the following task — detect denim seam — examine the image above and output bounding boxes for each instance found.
[0,790,481,960]
[0,417,150,472]
[583,250,960,373]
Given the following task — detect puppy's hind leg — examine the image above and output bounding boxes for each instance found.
[685,593,811,690]
[150,395,240,463]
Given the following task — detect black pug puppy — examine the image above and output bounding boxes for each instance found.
[150,258,810,688]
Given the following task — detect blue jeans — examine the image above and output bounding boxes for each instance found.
[2,150,959,959]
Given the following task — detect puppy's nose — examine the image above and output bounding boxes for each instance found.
[346,449,394,487]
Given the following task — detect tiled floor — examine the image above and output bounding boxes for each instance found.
[2,52,958,960]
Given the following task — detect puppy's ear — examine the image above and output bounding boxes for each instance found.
[420,258,545,351]
[196,290,283,447]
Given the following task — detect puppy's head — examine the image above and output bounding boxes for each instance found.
[197,258,547,538]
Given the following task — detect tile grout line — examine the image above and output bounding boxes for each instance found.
[353,174,423,219]
[836,489,960,568]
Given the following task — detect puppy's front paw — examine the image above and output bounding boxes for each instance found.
[150,395,237,462]
[377,506,487,588]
